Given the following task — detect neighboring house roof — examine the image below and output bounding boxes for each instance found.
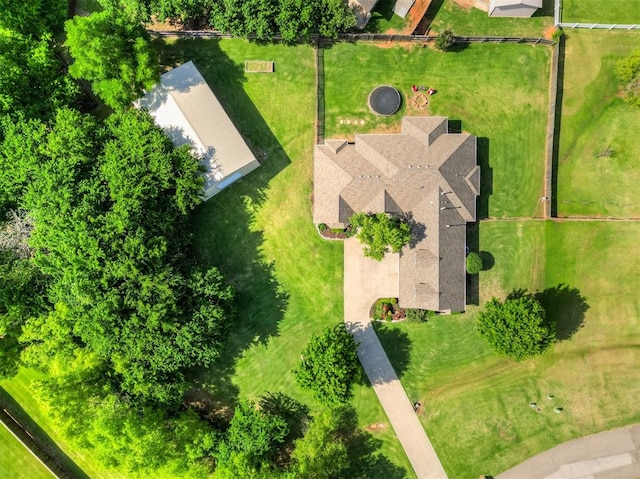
[135,61,259,199]
[489,0,542,16]
[313,117,479,312]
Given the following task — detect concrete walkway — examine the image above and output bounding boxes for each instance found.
[343,238,447,479]
[497,423,640,479]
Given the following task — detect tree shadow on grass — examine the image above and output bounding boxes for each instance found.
[0,387,90,479]
[372,322,412,379]
[535,284,589,341]
[335,406,407,479]
[157,38,291,409]
[479,250,495,271]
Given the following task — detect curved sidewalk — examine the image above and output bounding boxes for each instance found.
[497,423,640,479]
[343,238,447,479]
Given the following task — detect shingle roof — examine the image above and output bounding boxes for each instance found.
[314,117,479,312]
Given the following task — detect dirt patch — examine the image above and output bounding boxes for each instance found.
[452,0,475,8]
[543,25,557,40]
[365,422,388,432]
[372,40,417,50]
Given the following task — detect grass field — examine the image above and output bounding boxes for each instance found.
[557,31,640,217]
[428,0,554,37]
[324,41,550,218]
[377,220,640,477]
[160,39,416,477]
[0,423,53,479]
[561,0,640,23]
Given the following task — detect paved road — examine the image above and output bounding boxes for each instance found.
[497,423,640,479]
[343,238,447,479]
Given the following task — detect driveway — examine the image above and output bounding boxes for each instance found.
[343,238,447,479]
[497,423,640,479]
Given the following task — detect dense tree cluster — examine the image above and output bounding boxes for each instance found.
[295,324,360,407]
[98,0,357,41]
[477,292,555,361]
[350,212,412,261]
[65,10,159,109]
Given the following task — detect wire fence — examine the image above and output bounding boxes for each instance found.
[554,0,640,29]
[314,40,325,145]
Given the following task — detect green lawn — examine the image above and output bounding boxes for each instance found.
[2,370,122,479]
[557,31,640,217]
[562,0,640,23]
[377,220,640,477]
[0,424,53,479]
[160,38,415,478]
[324,42,550,218]
[428,0,553,37]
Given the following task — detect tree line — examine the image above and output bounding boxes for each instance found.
[0,2,393,477]
[97,0,357,41]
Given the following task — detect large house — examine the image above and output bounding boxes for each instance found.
[313,117,480,313]
[135,61,260,199]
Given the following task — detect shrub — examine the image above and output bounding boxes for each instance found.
[318,223,328,231]
[477,293,555,361]
[615,48,640,107]
[435,29,454,52]
[466,252,483,274]
[405,308,434,323]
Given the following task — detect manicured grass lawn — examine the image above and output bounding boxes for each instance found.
[324,42,550,217]
[557,31,640,217]
[562,0,640,23]
[0,423,53,479]
[377,220,640,477]
[160,39,415,477]
[428,0,553,37]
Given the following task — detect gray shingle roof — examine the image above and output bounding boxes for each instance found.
[313,117,479,312]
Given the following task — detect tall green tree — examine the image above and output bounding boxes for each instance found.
[349,212,411,261]
[477,292,555,361]
[0,33,79,119]
[294,324,360,407]
[65,11,158,108]
[0,0,67,37]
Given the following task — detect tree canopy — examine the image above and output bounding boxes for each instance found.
[349,212,412,261]
[294,324,360,407]
[615,48,640,107]
[65,10,158,109]
[477,293,555,361]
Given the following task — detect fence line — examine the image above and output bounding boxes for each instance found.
[148,30,555,46]
[554,0,640,29]
[0,409,69,479]
[314,40,325,145]
[543,41,560,219]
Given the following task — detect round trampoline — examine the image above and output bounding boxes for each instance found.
[368,85,402,116]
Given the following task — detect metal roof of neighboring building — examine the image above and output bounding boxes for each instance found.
[135,61,259,199]
[313,117,479,312]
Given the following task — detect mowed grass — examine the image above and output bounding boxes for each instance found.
[0,423,53,479]
[160,39,415,477]
[557,31,640,217]
[324,42,550,217]
[428,0,553,37]
[2,369,122,479]
[377,220,640,477]
[562,0,640,23]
